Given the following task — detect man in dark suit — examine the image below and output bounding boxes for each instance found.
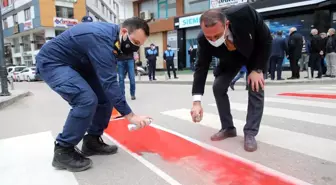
[270,30,287,80]
[308,29,323,78]
[190,4,272,152]
[287,27,303,79]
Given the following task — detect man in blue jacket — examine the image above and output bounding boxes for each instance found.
[36,17,152,172]
[270,30,287,80]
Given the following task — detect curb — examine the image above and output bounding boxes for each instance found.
[126,79,336,86]
[0,91,31,110]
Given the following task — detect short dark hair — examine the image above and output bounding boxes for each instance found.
[122,17,150,37]
[200,9,226,28]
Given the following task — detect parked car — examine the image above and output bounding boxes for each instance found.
[16,67,39,82]
[7,66,26,81]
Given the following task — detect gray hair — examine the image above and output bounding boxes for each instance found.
[200,9,226,28]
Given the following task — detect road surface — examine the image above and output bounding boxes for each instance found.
[0,82,335,185]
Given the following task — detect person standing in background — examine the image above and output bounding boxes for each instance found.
[299,36,309,72]
[146,43,158,81]
[117,51,137,100]
[270,30,287,80]
[325,28,336,78]
[287,27,303,79]
[163,45,178,79]
[188,45,197,71]
[319,32,327,75]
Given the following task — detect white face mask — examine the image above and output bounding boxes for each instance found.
[207,33,225,47]
[167,47,171,50]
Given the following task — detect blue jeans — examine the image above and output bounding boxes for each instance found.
[117,59,135,97]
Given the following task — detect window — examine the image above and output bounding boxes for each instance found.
[24,8,31,21]
[13,38,20,53]
[157,0,176,19]
[56,6,74,19]
[102,4,105,14]
[13,14,18,24]
[22,35,31,52]
[55,30,65,36]
[3,18,8,29]
[34,32,46,50]
[95,0,98,7]
[139,0,158,19]
[184,0,209,14]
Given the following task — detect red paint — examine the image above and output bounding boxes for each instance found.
[105,119,297,185]
[278,92,336,99]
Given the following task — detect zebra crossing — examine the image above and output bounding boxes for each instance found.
[160,85,336,183]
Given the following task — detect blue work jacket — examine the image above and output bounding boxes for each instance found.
[36,22,131,115]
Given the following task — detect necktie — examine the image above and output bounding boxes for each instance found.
[225,37,236,51]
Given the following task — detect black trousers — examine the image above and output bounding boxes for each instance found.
[166,61,177,78]
[213,67,264,136]
[309,53,322,77]
[148,60,156,80]
[270,56,283,80]
[289,58,300,78]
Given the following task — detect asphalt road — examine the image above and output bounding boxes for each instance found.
[0,82,335,185]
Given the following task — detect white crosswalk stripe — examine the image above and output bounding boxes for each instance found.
[319,86,336,90]
[161,108,336,163]
[209,102,336,127]
[264,97,336,109]
[299,89,336,94]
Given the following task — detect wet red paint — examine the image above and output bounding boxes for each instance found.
[278,92,336,99]
[105,119,297,185]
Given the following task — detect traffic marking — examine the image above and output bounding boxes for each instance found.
[0,131,78,185]
[214,102,336,127]
[278,93,336,99]
[300,89,336,94]
[319,86,336,90]
[105,117,311,185]
[265,97,336,109]
[161,108,336,164]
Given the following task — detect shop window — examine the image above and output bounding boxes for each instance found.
[24,8,31,21]
[184,0,209,14]
[34,32,46,50]
[56,6,74,19]
[13,38,20,53]
[22,35,31,52]
[3,18,8,29]
[13,14,18,24]
[55,30,65,36]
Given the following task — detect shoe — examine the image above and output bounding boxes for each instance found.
[174,77,179,79]
[52,142,92,172]
[131,96,136,100]
[244,135,257,152]
[210,128,237,141]
[81,134,118,156]
[229,83,235,91]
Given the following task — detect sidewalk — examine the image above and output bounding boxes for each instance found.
[0,86,30,110]
[126,70,336,85]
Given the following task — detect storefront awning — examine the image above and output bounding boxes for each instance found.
[252,0,328,13]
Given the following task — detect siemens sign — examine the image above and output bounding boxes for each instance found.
[178,14,202,29]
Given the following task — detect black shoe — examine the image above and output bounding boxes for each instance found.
[52,142,92,172]
[244,135,257,152]
[174,77,179,79]
[81,135,118,156]
[210,128,237,141]
[229,83,235,91]
[131,96,136,100]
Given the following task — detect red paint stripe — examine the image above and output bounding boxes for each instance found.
[278,93,336,99]
[105,119,297,185]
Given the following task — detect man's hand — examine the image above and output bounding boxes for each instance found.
[248,70,265,92]
[125,113,152,129]
[190,102,203,123]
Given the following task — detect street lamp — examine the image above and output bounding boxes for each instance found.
[0,6,10,96]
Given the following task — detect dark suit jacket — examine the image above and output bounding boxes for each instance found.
[271,36,287,58]
[192,3,272,95]
[288,31,303,60]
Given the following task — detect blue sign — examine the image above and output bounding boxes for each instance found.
[178,14,201,29]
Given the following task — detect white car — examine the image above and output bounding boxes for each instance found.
[17,67,38,82]
[7,66,26,82]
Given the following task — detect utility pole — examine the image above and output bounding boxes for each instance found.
[0,6,10,96]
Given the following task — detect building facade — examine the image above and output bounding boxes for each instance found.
[2,0,86,66]
[133,0,336,70]
[86,0,120,23]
